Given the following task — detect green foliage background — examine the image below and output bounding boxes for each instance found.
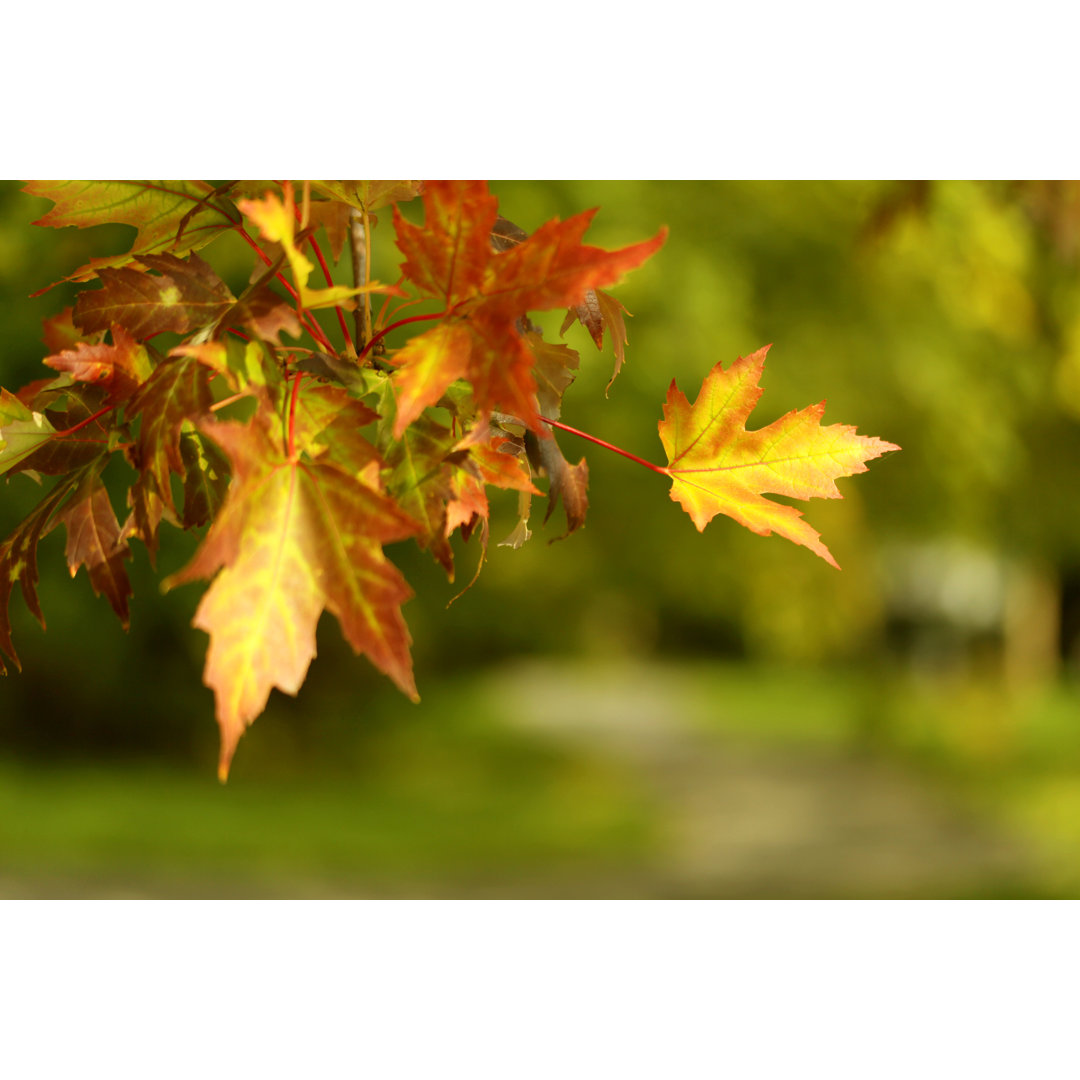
[4,179,1080,897]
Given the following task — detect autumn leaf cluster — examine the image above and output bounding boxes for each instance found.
[0,180,896,779]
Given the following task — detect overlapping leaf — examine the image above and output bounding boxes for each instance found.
[229,284,303,344]
[659,346,899,567]
[290,383,381,468]
[164,402,421,779]
[380,412,459,576]
[0,474,81,674]
[561,288,632,394]
[526,430,590,541]
[26,181,239,290]
[127,353,214,501]
[445,434,540,538]
[59,466,132,627]
[237,187,399,311]
[43,325,151,404]
[41,308,85,353]
[311,181,424,213]
[6,383,113,477]
[0,389,58,476]
[390,180,666,435]
[73,253,235,339]
[445,435,541,586]
[170,338,283,398]
[178,433,230,530]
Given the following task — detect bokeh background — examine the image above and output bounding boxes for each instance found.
[4,179,1080,897]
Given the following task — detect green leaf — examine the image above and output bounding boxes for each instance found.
[380,411,458,577]
[179,432,230,530]
[310,181,424,212]
[0,390,59,477]
[25,181,239,289]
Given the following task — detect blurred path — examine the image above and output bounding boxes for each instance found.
[479,660,1040,898]
[0,660,1045,899]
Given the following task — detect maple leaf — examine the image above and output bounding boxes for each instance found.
[446,470,487,545]
[0,474,82,674]
[489,214,530,253]
[442,433,542,601]
[444,433,540,537]
[178,433,230,530]
[390,180,666,435]
[527,329,580,421]
[292,352,379,397]
[0,389,59,477]
[311,181,424,213]
[73,253,235,340]
[58,466,133,627]
[42,308,85,353]
[658,346,899,568]
[290,383,381,469]
[306,199,353,263]
[25,181,239,291]
[164,402,422,780]
[43,325,151,405]
[560,288,632,395]
[125,352,216,524]
[170,338,284,398]
[380,412,459,577]
[237,187,399,311]
[228,284,304,344]
[526,431,590,541]
[460,436,539,497]
[5,383,114,478]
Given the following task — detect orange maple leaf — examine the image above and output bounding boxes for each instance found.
[165,402,421,780]
[390,180,666,436]
[659,346,899,568]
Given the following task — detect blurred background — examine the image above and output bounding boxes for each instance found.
[3,179,1080,897]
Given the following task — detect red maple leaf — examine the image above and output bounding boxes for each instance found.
[59,466,133,627]
[389,180,666,435]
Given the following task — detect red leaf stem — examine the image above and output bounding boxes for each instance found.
[357,310,449,367]
[540,416,670,475]
[289,200,355,355]
[235,225,337,354]
[52,405,114,439]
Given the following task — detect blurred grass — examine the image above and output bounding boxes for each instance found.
[5,660,1080,897]
[0,668,659,896]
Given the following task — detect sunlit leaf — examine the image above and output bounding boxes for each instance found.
[25,180,239,289]
[390,180,666,435]
[164,401,421,779]
[659,346,899,567]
